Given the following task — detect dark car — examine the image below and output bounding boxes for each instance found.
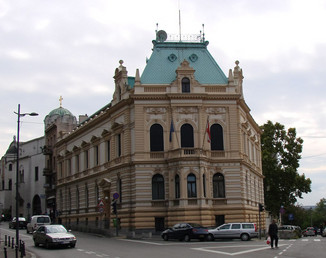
[303,227,316,237]
[161,223,208,242]
[33,224,76,248]
[9,217,27,229]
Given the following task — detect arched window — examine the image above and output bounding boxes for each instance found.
[187,173,197,198]
[9,164,12,171]
[95,183,99,203]
[85,184,89,209]
[175,174,180,199]
[203,174,206,197]
[181,124,194,148]
[117,177,122,202]
[182,77,190,93]
[211,124,224,150]
[152,174,165,200]
[150,124,164,151]
[76,187,80,211]
[213,173,225,198]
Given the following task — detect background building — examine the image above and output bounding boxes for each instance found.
[54,30,264,235]
[0,136,46,220]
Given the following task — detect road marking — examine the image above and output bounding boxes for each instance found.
[119,239,165,245]
[192,244,287,256]
[314,239,321,241]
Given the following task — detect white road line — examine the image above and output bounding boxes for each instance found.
[119,239,165,245]
[191,246,270,256]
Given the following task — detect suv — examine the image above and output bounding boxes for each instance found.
[26,215,51,234]
[208,222,258,241]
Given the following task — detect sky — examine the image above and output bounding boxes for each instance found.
[1,0,326,207]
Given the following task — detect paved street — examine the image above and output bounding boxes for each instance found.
[1,221,326,258]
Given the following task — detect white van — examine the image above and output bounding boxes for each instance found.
[26,215,51,234]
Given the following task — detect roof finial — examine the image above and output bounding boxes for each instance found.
[59,95,63,107]
[202,24,205,42]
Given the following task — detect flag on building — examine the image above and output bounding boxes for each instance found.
[169,120,175,142]
[206,118,211,143]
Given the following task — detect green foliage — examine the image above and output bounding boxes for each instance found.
[260,121,311,216]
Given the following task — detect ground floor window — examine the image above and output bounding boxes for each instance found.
[215,215,225,227]
[155,217,165,232]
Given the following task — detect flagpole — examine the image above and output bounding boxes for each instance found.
[202,116,210,149]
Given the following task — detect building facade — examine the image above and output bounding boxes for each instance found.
[0,136,46,219]
[54,30,264,234]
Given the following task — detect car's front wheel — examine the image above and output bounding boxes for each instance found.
[163,234,168,241]
[45,241,50,249]
[207,234,214,241]
[34,239,39,247]
[184,234,190,242]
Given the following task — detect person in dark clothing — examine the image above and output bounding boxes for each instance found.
[268,219,279,249]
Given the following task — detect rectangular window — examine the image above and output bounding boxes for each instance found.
[75,154,79,173]
[59,162,63,178]
[106,140,110,161]
[35,167,39,181]
[67,159,71,175]
[117,134,121,157]
[85,150,89,169]
[94,146,99,166]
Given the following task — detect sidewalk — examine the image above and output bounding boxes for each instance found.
[0,239,34,258]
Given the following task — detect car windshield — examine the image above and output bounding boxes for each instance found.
[45,225,67,233]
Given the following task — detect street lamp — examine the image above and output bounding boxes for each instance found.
[14,104,38,257]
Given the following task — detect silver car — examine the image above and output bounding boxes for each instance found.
[208,223,258,241]
[33,224,76,248]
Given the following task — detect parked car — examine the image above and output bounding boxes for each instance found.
[33,224,76,248]
[26,215,51,233]
[278,225,302,239]
[302,227,316,237]
[322,227,326,237]
[207,222,258,241]
[161,223,208,241]
[9,217,27,229]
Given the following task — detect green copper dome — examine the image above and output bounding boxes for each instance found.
[48,107,73,117]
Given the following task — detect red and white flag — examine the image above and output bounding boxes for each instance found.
[206,118,211,143]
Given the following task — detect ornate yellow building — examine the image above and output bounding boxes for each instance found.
[52,30,264,235]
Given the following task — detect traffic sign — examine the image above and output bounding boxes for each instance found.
[98,199,105,207]
[113,192,119,200]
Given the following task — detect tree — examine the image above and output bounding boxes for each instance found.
[260,121,311,216]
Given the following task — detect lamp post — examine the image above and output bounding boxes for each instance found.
[14,104,38,257]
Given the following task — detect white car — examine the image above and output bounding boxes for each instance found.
[26,215,51,234]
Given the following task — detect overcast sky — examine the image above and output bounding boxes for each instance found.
[1,0,325,207]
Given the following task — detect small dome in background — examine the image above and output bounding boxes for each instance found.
[48,107,74,117]
[44,96,77,129]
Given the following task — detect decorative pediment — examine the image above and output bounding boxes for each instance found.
[111,122,123,131]
[81,140,89,147]
[72,145,80,152]
[91,135,100,143]
[98,178,111,190]
[101,129,110,137]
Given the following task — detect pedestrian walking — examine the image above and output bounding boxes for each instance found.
[268,219,279,249]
